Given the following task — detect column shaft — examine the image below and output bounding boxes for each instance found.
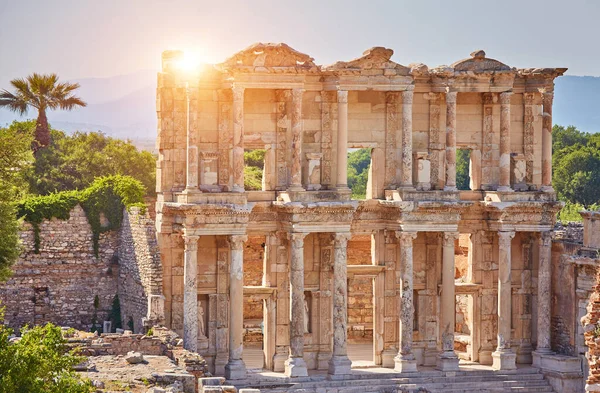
[183,234,199,352]
[498,92,512,192]
[536,231,553,353]
[289,89,305,191]
[185,84,199,191]
[225,235,248,379]
[329,233,352,375]
[336,90,349,189]
[399,90,414,189]
[444,92,458,191]
[492,231,516,370]
[285,233,309,377]
[395,231,418,372]
[437,232,460,371]
[232,86,245,193]
[541,92,554,191]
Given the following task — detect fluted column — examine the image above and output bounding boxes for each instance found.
[232,86,245,193]
[225,235,248,379]
[285,232,309,377]
[336,90,349,191]
[533,231,553,364]
[541,92,554,192]
[498,92,513,192]
[399,90,414,189]
[289,88,305,191]
[444,92,458,191]
[329,232,353,375]
[395,231,418,372]
[437,232,460,371]
[492,231,516,370]
[183,234,199,352]
[185,83,199,192]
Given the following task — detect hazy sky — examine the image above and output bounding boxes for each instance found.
[0,0,599,86]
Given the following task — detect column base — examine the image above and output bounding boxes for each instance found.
[540,185,555,193]
[183,187,202,194]
[492,349,517,370]
[231,185,245,193]
[284,356,308,378]
[224,359,246,380]
[397,185,415,191]
[496,185,514,193]
[436,351,460,371]
[531,349,554,368]
[394,354,418,373]
[382,349,397,368]
[287,185,305,192]
[443,186,458,192]
[273,352,287,373]
[328,355,352,375]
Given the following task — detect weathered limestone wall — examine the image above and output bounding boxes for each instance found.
[118,207,164,333]
[0,205,118,331]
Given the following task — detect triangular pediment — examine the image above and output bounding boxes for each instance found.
[326,47,410,75]
[451,50,512,72]
[222,42,316,68]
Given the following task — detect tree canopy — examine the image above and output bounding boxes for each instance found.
[347,149,371,199]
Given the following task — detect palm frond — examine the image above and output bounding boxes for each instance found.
[0,90,28,115]
[58,95,87,110]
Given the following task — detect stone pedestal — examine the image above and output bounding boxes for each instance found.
[328,233,352,376]
[394,231,418,373]
[492,349,517,370]
[285,233,309,378]
[413,152,431,191]
[199,152,220,192]
[304,152,322,191]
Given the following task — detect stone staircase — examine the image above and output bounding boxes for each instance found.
[230,367,556,393]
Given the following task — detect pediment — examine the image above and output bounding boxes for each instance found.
[451,50,513,72]
[222,42,316,68]
[326,47,410,75]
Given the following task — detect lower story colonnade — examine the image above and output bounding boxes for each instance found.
[172,222,555,380]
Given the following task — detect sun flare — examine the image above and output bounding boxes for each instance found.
[177,51,203,71]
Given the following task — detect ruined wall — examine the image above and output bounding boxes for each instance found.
[118,206,164,333]
[0,205,118,331]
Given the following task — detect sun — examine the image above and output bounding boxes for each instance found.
[177,52,203,71]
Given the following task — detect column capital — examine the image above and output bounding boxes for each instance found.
[229,235,248,250]
[523,92,536,105]
[385,91,400,104]
[292,88,305,99]
[445,91,458,104]
[443,231,460,246]
[288,232,308,248]
[401,90,414,104]
[395,231,418,246]
[539,231,554,247]
[183,234,199,250]
[232,85,245,101]
[482,92,497,105]
[499,91,512,105]
[337,90,348,103]
[498,231,515,245]
[333,232,352,247]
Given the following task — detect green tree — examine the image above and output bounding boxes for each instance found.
[0,122,34,281]
[552,125,589,153]
[0,308,93,393]
[456,149,471,190]
[553,145,600,206]
[26,130,155,196]
[243,150,265,191]
[347,149,371,199]
[0,74,86,152]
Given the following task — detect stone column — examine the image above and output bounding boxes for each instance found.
[498,92,513,192]
[329,232,353,375]
[395,231,418,372]
[336,90,349,191]
[444,92,458,191]
[285,232,309,377]
[437,232,460,371]
[492,231,516,370]
[225,235,247,379]
[533,231,553,364]
[289,88,305,192]
[541,92,554,192]
[185,83,199,192]
[232,86,245,193]
[183,234,199,352]
[399,90,414,189]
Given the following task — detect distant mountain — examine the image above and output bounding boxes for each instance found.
[0,72,598,151]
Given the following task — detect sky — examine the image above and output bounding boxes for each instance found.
[1,0,599,87]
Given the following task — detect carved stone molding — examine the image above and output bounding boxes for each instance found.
[229,235,248,251]
[183,234,199,250]
[395,231,418,247]
[333,232,352,248]
[498,231,516,247]
[443,232,460,247]
[288,232,308,248]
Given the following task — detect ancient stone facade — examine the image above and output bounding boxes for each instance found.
[155,43,569,382]
[0,205,164,334]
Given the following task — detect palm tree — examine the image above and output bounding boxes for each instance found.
[0,73,86,152]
